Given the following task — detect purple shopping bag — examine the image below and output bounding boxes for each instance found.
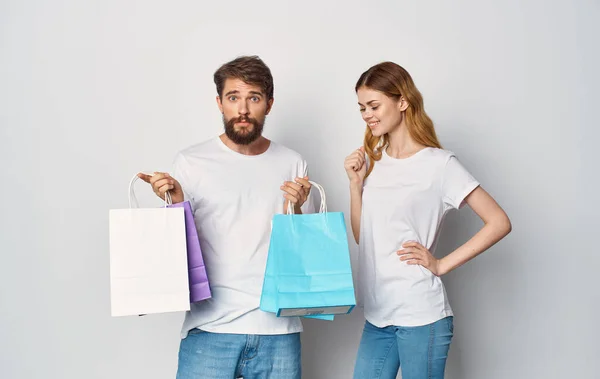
[167,201,211,303]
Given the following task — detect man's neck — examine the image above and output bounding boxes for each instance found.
[219,134,271,156]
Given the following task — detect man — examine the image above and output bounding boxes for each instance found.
[139,55,312,379]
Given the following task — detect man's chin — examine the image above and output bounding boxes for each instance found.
[223,116,264,145]
[226,130,261,145]
[234,126,254,134]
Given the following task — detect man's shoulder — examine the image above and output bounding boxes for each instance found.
[177,137,220,158]
[268,140,306,163]
[173,138,226,169]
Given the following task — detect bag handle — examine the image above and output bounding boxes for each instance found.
[286,180,327,215]
[128,173,172,209]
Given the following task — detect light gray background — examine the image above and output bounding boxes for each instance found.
[1,1,598,378]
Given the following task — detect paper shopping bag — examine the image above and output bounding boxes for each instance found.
[166,201,211,303]
[260,181,356,318]
[109,175,190,316]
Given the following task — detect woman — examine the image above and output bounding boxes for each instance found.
[345,62,511,379]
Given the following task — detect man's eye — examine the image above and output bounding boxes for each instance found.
[229,96,237,101]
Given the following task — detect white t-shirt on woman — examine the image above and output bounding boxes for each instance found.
[358,147,479,327]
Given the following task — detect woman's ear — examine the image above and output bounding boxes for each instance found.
[398,96,409,112]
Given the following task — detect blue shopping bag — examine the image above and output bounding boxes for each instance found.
[260,181,356,319]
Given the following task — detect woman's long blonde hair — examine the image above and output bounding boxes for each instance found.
[356,62,442,178]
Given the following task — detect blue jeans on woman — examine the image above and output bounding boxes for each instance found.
[353,317,454,379]
[176,329,301,379]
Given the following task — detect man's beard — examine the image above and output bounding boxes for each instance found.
[223,115,264,145]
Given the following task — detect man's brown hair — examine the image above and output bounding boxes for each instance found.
[214,55,274,100]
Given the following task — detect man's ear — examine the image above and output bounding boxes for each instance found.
[265,98,274,115]
[216,95,224,114]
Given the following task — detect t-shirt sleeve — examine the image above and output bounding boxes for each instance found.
[172,152,195,207]
[442,155,480,210]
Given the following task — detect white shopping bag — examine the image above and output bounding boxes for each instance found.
[109,174,190,317]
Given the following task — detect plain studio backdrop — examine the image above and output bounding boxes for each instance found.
[1,1,598,378]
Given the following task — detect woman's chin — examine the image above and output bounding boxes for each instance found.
[370,128,385,137]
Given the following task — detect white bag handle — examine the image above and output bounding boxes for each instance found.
[128,173,172,209]
[286,180,327,215]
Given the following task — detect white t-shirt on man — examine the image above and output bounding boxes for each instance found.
[359,147,480,327]
[173,137,314,337]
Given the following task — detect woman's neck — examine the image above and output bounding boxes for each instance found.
[385,122,425,159]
